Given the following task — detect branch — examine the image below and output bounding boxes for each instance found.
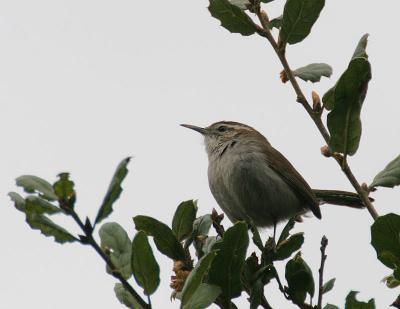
[317,236,328,308]
[254,8,379,220]
[68,209,151,309]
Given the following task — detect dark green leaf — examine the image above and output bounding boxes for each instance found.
[327,57,371,156]
[181,251,218,307]
[95,157,131,225]
[250,223,264,252]
[395,268,400,281]
[99,222,132,279]
[371,213,400,269]
[322,278,336,294]
[114,283,145,309]
[268,15,282,30]
[9,192,26,212]
[172,200,198,241]
[16,175,57,201]
[345,291,375,309]
[285,252,315,304]
[275,232,304,260]
[133,215,186,260]
[293,63,332,83]
[183,283,221,309]
[324,305,340,309]
[208,0,256,36]
[279,0,325,44]
[53,173,75,200]
[26,212,77,244]
[249,279,264,309]
[352,34,369,60]
[322,86,335,110]
[208,222,249,300]
[323,34,369,111]
[131,231,160,295]
[370,155,400,188]
[26,196,61,215]
[278,218,296,245]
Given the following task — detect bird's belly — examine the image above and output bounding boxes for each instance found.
[208,153,304,227]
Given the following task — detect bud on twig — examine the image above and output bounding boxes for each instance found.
[320,145,332,158]
[312,90,322,112]
[280,70,289,83]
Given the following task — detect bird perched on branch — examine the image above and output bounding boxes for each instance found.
[181,121,366,232]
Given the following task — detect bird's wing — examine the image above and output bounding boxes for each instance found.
[263,144,322,219]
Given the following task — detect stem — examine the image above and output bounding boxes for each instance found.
[254,9,379,221]
[69,210,151,309]
[317,236,328,309]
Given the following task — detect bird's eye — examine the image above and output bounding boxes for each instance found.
[217,126,227,132]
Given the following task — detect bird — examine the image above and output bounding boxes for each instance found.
[181,121,365,232]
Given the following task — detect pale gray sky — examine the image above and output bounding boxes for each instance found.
[1,0,399,308]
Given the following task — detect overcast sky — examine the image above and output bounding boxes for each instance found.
[1,0,399,308]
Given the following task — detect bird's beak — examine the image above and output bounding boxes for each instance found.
[180,124,207,135]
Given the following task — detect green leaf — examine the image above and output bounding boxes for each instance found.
[133,215,186,260]
[345,291,375,309]
[268,15,282,30]
[250,223,264,252]
[53,173,75,200]
[16,175,58,201]
[371,213,400,269]
[322,278,336,294]
[370,155,400,188]
[323,34,369,111]
[26,212,77,244]
[208,0,256,36]
[327,57,371,156]
[172,200,198,241]
[181,251,218,307]
[9,192,26,212]
[25,196,61,215]
[95,157,131,225]
[352,34,369,60]
[285,252,315,304]
[114,283,145,309]
[278,218,296,245]
[192,215,213,257]
[384,274,400,288]
[394,267,400,281]
[324,305,340,309]
[322,86,335,110]
[293,63,332,83]
[229,0,249,10]
[99,222,132,279]
[208,221,249,300]
[183,283,221,309]
[202,236,219,256]
[193,214,213,237]
[279,0,325,44]
[275,232,304,260]
[131,231,160,295]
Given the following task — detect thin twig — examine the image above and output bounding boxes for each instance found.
[211,208,225,237]
[317,236,328,309]
[254,8,379,220]
[68,209,151,309]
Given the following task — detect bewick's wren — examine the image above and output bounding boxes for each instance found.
[181,121,364,228]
